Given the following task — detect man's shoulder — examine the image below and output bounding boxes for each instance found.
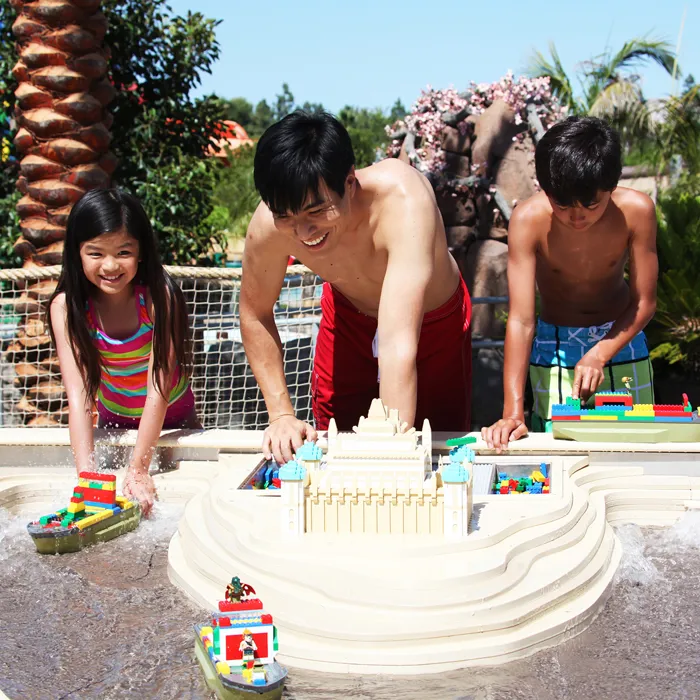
[361,158,431,197]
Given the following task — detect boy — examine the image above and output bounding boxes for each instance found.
[240,111,471,463]
[483,116,657,450]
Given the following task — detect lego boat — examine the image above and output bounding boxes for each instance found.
[27,471,140,554]
[552,392,700,443]
[194,577,287,700]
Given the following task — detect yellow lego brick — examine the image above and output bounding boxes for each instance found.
[200,626,213,638]
[581,415,618,421]
[67,502,85,514]
[531,471,546,482]
[85,505,108,513]
[102,482,116,491]
[116,496,135,509]
[215,661,231,675]
[75,509,114,530]
[78,479,91,488]
[242,669,253,683]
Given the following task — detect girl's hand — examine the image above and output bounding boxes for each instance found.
[123,468,157,518]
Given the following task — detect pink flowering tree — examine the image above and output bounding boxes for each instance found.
[386,73,566,205]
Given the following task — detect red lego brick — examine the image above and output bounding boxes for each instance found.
[499,485,509,494]
[79,471,116,482]
[655,410,688,417]
[218,617,231,627]
[551,415,581,421]
[69,496,84,504]
[82,487,116,504]
[218,599,264,612]
[595,394,632,407]
[261,614,273,624]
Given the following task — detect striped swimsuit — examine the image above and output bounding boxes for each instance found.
[87,284,195,429]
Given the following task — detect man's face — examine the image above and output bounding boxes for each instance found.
[548,190,612,231]
[271,172,355,254]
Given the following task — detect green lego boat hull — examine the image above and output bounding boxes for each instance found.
[27,505,141,554]
[194,633,286,700]
[553,420,700,443]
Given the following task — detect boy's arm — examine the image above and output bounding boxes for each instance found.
[574,195,658,400]
[50,294,95,474]
[240,209,317,462]
[482,206,538,450]
[377,184,438,428]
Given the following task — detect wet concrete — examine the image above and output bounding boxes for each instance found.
[2,507,700,700]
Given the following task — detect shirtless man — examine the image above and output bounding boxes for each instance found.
[482,116,658,450]
[240,111,472,463]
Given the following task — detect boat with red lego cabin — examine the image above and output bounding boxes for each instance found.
[194,576,287,699]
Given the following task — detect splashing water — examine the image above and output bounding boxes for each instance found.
[4,498,700,699]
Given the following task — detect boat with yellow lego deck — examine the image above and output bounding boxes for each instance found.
[552,392,700,443]
[27,470,140,554]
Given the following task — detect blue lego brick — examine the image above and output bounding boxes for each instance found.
[253,679,266,686]
[596,404,632,412]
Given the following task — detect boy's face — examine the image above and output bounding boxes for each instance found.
[271,172,356,255]
[548,190,612,231]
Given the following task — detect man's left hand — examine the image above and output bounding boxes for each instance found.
[573,351,606,403]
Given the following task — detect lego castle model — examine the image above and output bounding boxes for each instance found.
[279,399,473,538]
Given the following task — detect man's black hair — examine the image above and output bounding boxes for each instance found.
[535,116,622,207]
[254,110,355,215]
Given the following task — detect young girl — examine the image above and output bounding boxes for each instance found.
[48,189,200,517]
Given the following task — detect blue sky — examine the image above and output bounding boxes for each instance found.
[168,0,698,114]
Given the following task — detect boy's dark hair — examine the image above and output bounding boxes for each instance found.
[254,110,355,215]
[535,116,622,207]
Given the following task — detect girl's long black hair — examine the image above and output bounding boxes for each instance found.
[47,188,192,402]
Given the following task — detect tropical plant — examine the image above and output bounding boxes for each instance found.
[103,0,226,263]
[649,188,700,377]
[527,37,677,143]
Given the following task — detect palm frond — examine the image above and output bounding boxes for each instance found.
[526,42,578,112]
[607,38,677,77]
[588,80,654,139]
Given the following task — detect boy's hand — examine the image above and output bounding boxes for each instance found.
[481,417,528,453]
[123,468,157,518]
[263,415,318,464]
[573,351,606,402]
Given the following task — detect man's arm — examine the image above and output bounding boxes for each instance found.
[240,208,317,461]
[482,205,538,449]
[376,181,439,428]
[574,195,658,399]
[240,208,292,419]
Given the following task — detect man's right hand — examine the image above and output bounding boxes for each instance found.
[481,417,528,453]
[263,415,318,464]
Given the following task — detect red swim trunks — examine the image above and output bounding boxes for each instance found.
[312,277,472,432]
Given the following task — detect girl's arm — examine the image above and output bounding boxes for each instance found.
[50,294,95,475]
[122,288,177,516]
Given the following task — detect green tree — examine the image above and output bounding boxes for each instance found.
[389,98,408,123]
[219,97,254,129]
[528,37,677,143]
[338,106,393,167]
[274,83,295,121]
[103,0,226,264]
[0,6,20,267]
[212,144,259,238]
[250,99,275,137]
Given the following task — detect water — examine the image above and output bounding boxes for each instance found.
[2,507,700,700]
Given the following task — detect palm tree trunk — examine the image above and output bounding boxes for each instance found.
[8,0,116,425]
[10,0,116,267]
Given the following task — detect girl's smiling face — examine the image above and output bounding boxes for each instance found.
[79,228,140,296]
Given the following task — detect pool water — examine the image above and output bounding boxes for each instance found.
[2,506,700,699]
